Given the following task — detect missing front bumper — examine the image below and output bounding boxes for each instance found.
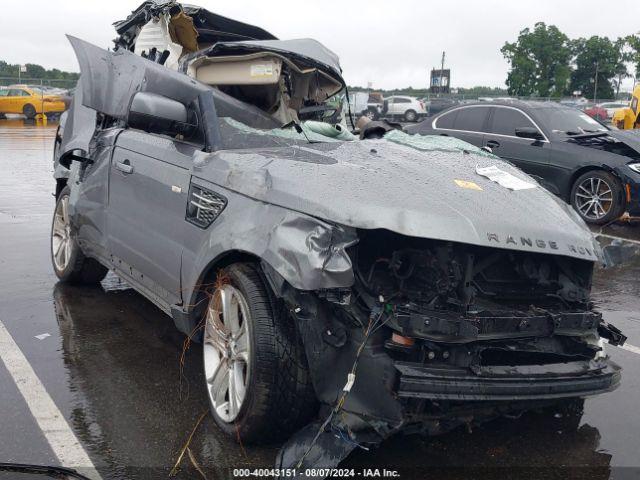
[396,359,621,401]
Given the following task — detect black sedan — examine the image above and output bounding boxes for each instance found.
[406,100,640,224]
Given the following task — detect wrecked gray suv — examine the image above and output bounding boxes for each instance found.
[53,28,625,469]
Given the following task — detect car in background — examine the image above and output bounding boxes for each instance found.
[425,97,459,115]
[0,85,66,119]
[347,91,384,120]
[382,95,427,121]
[599,102,629,119]
[406,100,640,224]
[584,103,609,121]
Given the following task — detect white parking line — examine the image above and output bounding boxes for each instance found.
[619,342,640,356]
[0,319,101,480]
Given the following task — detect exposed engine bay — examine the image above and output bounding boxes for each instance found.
[271,230,624,469]
[568,132,640,160]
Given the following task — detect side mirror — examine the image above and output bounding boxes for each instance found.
[128,92,196,137]
[515,126,544,140]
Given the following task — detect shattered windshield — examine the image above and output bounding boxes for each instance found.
[384,129,496,157]
[538,107,609,136]
[217,117,355,149]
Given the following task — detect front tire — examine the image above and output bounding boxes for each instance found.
[203,263,317,443]
[23,104,36,119]
[51,187,108,284]
[570,171,624,224]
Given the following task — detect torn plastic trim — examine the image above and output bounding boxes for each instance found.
[598,321,627,346]
[395,359,621,401]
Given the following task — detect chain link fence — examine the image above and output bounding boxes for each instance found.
[0,77,77,90]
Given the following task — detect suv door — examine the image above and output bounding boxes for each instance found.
[433,105,490,147]
[108,126,198,309]
[484,106,550,179]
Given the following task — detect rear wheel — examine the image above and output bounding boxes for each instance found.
[23,104,36,119]
[570,170,624,224]
[51,187,108,283]
[404,109,417,122]
[203,263,317,443]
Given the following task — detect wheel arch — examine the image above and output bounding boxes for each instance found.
[566,165,618,202]
[176,249,264,336]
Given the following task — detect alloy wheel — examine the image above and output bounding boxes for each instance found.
[52,195,72,271]
[203,284,251,423]
[574,177,613,221]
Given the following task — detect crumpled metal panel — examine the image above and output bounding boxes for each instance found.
[193,129,601,263]
[113,1,277,51]
[67,35,208,120]
[57,79,96,165]
[181,183,359,298]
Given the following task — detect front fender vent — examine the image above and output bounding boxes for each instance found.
[186,185,227,228]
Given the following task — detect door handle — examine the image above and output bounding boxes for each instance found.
[486,140,501,148]
[115,159,134,174]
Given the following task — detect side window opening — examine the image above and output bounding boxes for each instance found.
[490,108,536,137]
[435,110,458,129]
[453,107,489,132]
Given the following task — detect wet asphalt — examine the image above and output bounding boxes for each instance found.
[0,118,639,480]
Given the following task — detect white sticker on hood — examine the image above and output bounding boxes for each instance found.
[475,165,536,191]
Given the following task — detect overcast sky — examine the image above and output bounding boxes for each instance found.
[1,0,638,90]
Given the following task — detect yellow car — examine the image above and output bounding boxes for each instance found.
[612,84,640,130]
[0,85,67,119]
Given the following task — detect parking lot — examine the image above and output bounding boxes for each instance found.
[0,118,639,479]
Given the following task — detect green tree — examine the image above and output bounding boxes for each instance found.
[501,22,572,97]
[627,34,640,78]
[570,36,619,100]
[612,38,631,97]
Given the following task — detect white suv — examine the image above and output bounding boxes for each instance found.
[383,95,427,122]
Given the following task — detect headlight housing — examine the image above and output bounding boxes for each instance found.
[628,163,640,174]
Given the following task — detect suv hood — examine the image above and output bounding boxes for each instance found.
[194,135,600,262]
